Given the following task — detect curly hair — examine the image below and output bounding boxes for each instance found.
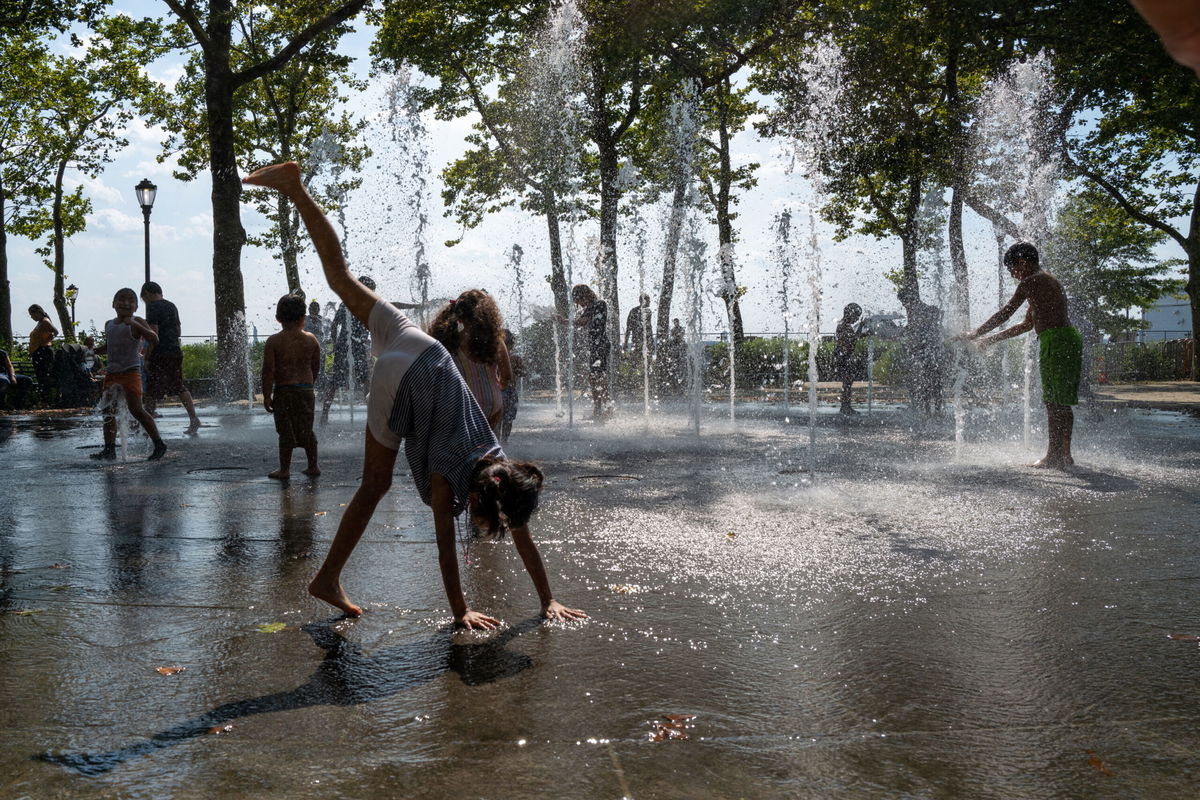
[469,455,544,537]
[428,289,504,364]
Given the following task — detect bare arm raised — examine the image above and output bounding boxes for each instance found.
[242,163,380,326]
[969,283,1028,341]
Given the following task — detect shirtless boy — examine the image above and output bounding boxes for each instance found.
[262,293,322,479]
[964,242,1082,469]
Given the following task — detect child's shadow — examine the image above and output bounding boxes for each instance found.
[38,618,540,776]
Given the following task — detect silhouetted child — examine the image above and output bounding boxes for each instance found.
[965,242,1081,468]
[567,284,610,419]
[91,288,166,461]
[244,161,585,629]
[833,303,867,414]
[429,291,513,435]
[500,328,525,444]
[262,293,321,479]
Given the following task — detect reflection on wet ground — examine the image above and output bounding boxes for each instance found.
[1,401,1199,799]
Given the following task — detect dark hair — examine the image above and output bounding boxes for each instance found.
[470,456,544,536]
[113,288,137,303]
[428,289,504,364]
[308,300,320,315]
[28,304,45,317]
[843,303,862,319]
[1003,242,1039,268]
[140,281,163,296]
[276,293,306,323]
[571,284,596,305]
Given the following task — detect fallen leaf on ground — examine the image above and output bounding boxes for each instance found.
[1167,633,1200,642]
[314,511,327,517]
[726,531,737,540]
[256,622,287,634]
[1086,750,1113,776]
[648,713,698,741]
[207,724,234,735]
[610,585,639,594]
[11,609,42,616]
[155,666,186,676]
[49,585,70,592]
[180,504,190,508]
[50,562,70,569]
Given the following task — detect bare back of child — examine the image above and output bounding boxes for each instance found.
[263,294,322,479]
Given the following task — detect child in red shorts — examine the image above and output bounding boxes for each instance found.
[92,288,166,461]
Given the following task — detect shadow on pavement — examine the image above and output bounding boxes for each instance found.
[36,617,542,776]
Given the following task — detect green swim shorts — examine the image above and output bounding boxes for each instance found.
[1038,325,1082,406]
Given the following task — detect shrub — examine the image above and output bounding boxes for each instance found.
[182,341,218,380]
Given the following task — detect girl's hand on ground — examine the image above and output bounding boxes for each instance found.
[542,600,587,622]
[456,609,501,630]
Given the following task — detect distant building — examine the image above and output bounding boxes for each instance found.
[1140,294,1193,342]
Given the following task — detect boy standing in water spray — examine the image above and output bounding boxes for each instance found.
[962,242,1081,469]
[243,161,585,628]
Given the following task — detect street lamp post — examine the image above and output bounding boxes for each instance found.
[134,178,157,285]
[66,283,77,327]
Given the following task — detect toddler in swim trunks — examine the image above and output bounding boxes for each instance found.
[963,242,1081,469]
[262,293,322,479]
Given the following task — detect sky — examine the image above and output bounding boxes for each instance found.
[7,2,1053,345]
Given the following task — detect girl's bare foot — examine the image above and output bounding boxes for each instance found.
[302,466,321,476]
[268,469,290,480]
[242,162,302,193]
[308,575,363,617]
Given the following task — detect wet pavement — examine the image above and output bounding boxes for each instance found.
[1,400,1198,799]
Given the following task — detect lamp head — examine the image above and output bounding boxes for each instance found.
[135,178,157,210]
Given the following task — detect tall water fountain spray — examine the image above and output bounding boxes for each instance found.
[621,176,652,420]
[310,130,358,421]
[972,53,1063,448]
[772,208,796,411]
[804,210,822,475]
[519,0,587,428]
[506,244,527,398]
[384,66,434,324]
[683,192,708,436]
[790,36,848,479]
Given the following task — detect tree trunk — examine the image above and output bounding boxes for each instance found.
[714,79,744,341]
[657,177,687,346]
[542,185,568,319]
[206,59,249,401]
[50,158,73,342]
[944,41,969,330]
[897,174,923,312]
[278,192,300,293]
[596,129,620,392]
[0,178,11,342]
[1187,243,1200,381]
[948,183,969,329]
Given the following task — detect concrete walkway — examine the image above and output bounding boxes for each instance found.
[1092,380,1200,411]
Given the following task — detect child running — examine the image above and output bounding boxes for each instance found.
[91,288,167,461]
[243,161,586,629]
[429,291,512,435]
[963,242,1081,468]
[262,293,321,479]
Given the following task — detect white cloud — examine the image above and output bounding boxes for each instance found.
[65,174,123,205]
[88,207,144,233]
